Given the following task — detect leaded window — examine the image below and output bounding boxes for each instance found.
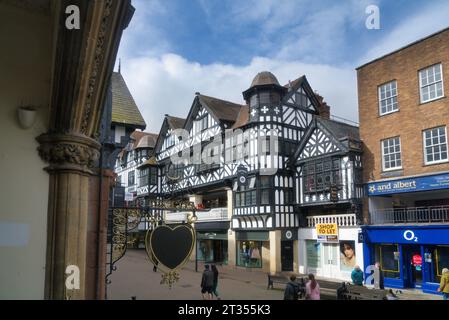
[302,158,341,194]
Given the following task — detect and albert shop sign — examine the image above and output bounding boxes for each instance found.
[367,173,449,196]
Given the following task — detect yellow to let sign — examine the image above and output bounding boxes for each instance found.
[316,223,338,236]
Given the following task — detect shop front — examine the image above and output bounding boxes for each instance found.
[197,232,228,264]
[365,172,449,294]
[298,220,363,282]
[362,225,449,294]
[195,221,229,265]
[235,231,269,269]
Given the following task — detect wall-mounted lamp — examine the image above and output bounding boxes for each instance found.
[17,106,37,129]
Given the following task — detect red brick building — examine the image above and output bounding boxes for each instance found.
[357,27,449,294]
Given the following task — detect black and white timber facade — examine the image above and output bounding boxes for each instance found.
[120,71,364,273]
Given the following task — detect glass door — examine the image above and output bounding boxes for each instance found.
[323,243,339,278]
[404,245,423,288]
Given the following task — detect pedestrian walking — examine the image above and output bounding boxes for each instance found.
[438,268,449,300]
[283,275,300,300]
[305,273,320,300]
[200,264,214,300]
[374,262,385,289]
[336,282,348,300]
[351,265,364,286]
[211,264,221,300]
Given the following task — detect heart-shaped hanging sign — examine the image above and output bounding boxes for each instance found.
[146,224,195,271]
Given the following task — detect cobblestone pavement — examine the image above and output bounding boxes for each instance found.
[107,249,439,300]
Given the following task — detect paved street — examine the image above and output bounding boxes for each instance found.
[108,249,284,300]
[107,249,439,300]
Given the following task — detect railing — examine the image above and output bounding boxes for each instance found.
[165,207,228,223]
[196,207,228,221]
[196,163,220,174]
[370,206,449,224]
[307,214,357,227]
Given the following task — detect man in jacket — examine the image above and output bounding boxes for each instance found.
[438,268,449,300]
[284,275,300,300]
[351,265,364,286]
[201,264,215,300]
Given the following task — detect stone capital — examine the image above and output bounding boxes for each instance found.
[36,133,101,175]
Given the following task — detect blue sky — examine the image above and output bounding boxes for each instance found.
[117,0,449,133]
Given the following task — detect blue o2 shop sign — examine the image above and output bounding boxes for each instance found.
[367,173,449,196]
[363,225,449,245]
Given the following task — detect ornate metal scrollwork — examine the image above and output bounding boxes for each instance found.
[160,271,180,289]
[110,208,127,264]
[173,199,196,211]
[106,207,142,285]
[127,208,142,231]
[106,197,197,289]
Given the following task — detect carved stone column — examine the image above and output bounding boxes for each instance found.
[37,134,100,299]
[37,0,134,299]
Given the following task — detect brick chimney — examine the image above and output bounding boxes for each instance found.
[314,92,330,120]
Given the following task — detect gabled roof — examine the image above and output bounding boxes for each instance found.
[154,114,186,154]
[291,116,361,165]
[281,75,320,113]
[166,115,186,130]
[198,94,244,124]
[318,118,360,141]
[231,105,249,129]
[283,76,305,89]
[111,72,146,129]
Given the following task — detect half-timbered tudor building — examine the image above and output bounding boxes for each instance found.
[292,117,364,280]
[139,71,346,273]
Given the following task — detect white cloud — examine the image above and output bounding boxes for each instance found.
[120,54,357,133]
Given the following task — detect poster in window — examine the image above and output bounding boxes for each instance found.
[306,241,321,268]
[340,240,356,271]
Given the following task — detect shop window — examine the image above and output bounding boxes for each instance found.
[306,240,321,269]
[237,241,262,268]
[197,240,214,262]
[374,244,400,279]
[430,246,449,283]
